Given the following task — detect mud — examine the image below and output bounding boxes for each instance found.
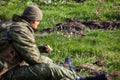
[36,18,120,36]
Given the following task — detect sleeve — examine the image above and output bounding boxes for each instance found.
[10,26,41,65]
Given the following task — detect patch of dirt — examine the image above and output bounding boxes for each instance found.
[75,60,107,74]
[65,18,120,30]
[75,64,103,74]
[74,60,120,80]
[107,71,120,80]
[36,18,120,36]
[92,60,107,67]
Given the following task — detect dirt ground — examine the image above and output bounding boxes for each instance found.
[75,60,120,80]
[37,18,120,36]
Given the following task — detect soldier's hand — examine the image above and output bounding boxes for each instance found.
[38,44,53,53]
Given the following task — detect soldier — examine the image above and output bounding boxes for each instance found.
[0,6,107,80]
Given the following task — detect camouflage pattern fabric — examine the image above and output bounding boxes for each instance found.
[0,15,52,74]
[1,63,76,80]
[0,23,9,52]
[8,14,52,64]
[9,15,45,65]
[0,15,77,80]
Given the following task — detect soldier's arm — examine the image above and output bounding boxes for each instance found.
[10,26,41,65]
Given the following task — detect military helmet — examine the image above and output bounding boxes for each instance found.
[21,6,43,21]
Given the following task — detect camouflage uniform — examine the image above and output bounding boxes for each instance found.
[0,15,77,80]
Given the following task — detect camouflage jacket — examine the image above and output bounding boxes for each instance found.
[0,15,42,75]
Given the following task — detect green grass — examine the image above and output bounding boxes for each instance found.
[36,29,120,74]
[0,0,120,79]
[0,0,120,28]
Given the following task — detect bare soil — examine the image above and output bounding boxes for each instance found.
[37,18,120,36]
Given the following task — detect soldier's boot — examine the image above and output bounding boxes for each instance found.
[63,57,75,70]
[76,73,107,80]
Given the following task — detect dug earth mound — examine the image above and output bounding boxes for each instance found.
[37,18,120,36]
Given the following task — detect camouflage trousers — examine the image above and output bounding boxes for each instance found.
[1,63,77,80]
